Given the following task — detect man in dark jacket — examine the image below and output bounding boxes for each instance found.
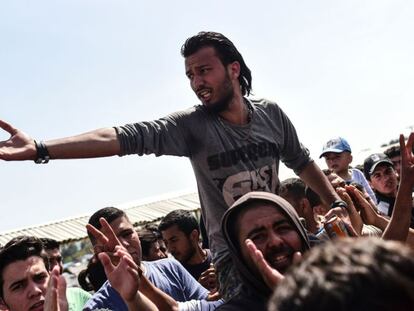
[217,191,311,311]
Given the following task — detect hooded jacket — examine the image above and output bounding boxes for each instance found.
[217,191,311,311]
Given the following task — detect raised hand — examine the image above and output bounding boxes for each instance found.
[44,266,68,311]
[198,263,218,292]
[346,185,379,226]
[99,246,142,303]
[245,239,301,289]
[334,186,363,235]
[86,217,122,261]
[399,133,414,186]
[0,120,36,160]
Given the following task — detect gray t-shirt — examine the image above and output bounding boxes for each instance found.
[115,98,311,263]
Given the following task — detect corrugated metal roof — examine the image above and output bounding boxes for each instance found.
[0,192,200,246]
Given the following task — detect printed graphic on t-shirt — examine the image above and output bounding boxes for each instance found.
[220,163,278,206]
[206,142,279,171]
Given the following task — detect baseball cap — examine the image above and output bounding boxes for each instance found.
[320,137,352,158]
[363,153,394,179]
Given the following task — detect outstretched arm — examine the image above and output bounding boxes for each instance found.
[0,119,120,161]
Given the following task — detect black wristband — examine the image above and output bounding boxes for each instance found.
[34,140,50,164]
[330,199,348,210]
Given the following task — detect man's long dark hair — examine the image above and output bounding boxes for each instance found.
[181,31,252,96]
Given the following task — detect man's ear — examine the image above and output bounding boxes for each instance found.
[190,229,200,243]
[300,198,312,213]
[227,61,240,80]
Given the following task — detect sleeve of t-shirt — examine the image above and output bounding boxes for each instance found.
[82,281,128,311]
[115,109,196,157]
[178,299,225,311]
[269,102,311,175]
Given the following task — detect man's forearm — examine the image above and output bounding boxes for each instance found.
[45,127,120,159]
[298,161,340,205]
[139,276,178,311]
[126,292,159,311]
[382,182,413,241]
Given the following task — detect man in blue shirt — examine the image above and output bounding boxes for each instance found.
[84,207,222,311]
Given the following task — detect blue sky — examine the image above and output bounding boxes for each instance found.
[1,1,414,232]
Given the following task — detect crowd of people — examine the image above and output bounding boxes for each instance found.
[1,31,414,311]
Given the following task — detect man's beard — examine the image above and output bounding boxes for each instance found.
[204,73,235,114]
[180,243,197,264]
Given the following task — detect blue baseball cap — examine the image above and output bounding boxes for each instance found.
[319,137,352,158]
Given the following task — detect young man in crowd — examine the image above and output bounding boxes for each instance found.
[0,31,343,299]
[0,236,143,311]
[363,152,414,228]
[138,226,168,262]
[41,238,92,311]
[216,192,310,311]
[159,210,217,290]
[0,236,66,311]
[320,137,376,203]
[278,178,319,234]
[84,207,222,311]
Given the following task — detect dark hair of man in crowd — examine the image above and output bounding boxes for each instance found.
[138,227,163,258]
[78,255,107,292]
[278,178,306,207]
[269,238,414,311]
[158,209,199,236]
[40,237,60,250]
[87,207,127,244]
[384,145,400,159]
[181,31,252,96]
[0,236,49,299]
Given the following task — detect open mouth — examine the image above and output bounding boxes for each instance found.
[267,252,292,272]
[197,89,212,101]
[30,300,44,311]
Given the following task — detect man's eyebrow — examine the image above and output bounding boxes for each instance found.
[9,278,25,290]
[33,271,48,281]
[246,219,288,239]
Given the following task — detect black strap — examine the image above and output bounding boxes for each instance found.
[34,140,50,164]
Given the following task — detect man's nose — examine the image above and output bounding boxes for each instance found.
[192,74,204,90]
[267,231,284,248]
[27,281,43,299]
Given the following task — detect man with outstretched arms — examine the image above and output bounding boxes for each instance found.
[0,31,342,298]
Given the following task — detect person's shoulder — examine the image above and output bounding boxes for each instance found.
[168,105,207,119]
[249,97,279,108]
[144,257,182,269]
[351,168,364,177]
[66,286,92,298]
[83,281,124,311]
